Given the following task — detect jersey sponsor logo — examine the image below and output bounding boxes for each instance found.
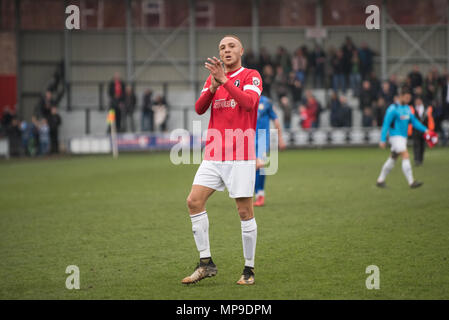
[400,115,410,120]
[234,79,240,87]
[252,77,260,86]
[213,98,236,109]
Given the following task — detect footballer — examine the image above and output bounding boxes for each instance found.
[182,35,263,285]
[376,91,436,188]
[254,93,286,207]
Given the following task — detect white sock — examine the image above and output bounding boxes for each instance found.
[256,190,265,197]
[402,159,414,185]
[241,218,257,268]
[377,157,395,183]
[190,211,211,258]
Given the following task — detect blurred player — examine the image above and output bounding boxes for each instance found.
[376,92,433,188]
[182,35,262,285]
[254,93,286,207]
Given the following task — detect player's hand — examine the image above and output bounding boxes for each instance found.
[379,142,386,149]
[210,76,220,93]
[256,158,265,170]
[205,57,227,85]
[279,138,287,150]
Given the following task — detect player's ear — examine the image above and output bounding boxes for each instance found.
[240,47,244,57]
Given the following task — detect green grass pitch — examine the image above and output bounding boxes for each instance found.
[1,147,449,299]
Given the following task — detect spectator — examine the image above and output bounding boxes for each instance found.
[401,75,413,94]
[6,117,22,157]
[338,95,352,127]
[108,72,125,132]
[243,49,258,70]
[298,104,312,130]
[141,89,154,132]
[412,86,424,104]
[275,46,292,75]
[329,91,342,127]
[304,90,320,128]
[349,49,361,97]
[153,95,169,132]
[279,95,292,130]
[331,49,346,93]
[31,116,41,156]
[288,71,303,107]
[380,81,394,106]
[274,65,289,100]
[291,47,307,84]
[430,65,440,83]
[374,97,388,127]
[258,47,273,74]
[311,44,326,88]
[39,118,50,155]
[359,80,374,110]
[20,120,34,156]
[261,64,275,99]
[368,71,381,98]
[1,107,14,134]
[49,106,62,154]
[424,71,438,106]
[362,107,375,127]
[328,91,351,128]
[123,85,137,132]
[388,74,399,97]
[35,90,54,121]
[358,42,376,80]
[435,70,449,145]
[301,45,312,86]
[408,65,423,89]
[341,37,356,85]
[326,46,337,89]
[442,72,449,119]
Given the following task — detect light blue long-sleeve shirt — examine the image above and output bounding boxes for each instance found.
[380,103,428,142]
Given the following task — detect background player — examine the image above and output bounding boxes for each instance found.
[182,35,262,285]
[376,92,433,188]
[254,93,286,207]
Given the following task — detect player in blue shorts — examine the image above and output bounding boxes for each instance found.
[254,93,286,206]
[376,91,433,188]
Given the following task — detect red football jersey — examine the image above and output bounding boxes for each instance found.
[195,67,263,161]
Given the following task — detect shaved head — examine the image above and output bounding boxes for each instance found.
[219,34,243,48]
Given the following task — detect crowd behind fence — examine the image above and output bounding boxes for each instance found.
[2,36,449,157]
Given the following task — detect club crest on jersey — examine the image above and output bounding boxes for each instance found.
[252,77,260,86]
[234,79,240,87]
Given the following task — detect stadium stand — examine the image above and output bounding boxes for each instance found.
[1,0,448,155]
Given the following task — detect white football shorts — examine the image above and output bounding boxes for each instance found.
[389,136,407,153]
[192,160,256,198]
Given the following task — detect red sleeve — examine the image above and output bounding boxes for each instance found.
[222,70,262,112]
[195,76,214,115]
